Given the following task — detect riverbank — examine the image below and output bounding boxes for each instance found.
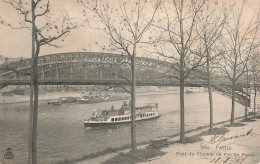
[0,89,207,104]
[0,91,83,104]
[139,114,260,164]
[68,114,260,164]
[0,89,180,105]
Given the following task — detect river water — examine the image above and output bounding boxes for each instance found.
[0,92,245,164]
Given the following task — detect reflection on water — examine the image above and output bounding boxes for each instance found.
[0,92,244,164]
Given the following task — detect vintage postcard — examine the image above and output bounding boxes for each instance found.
[0,0,260,164]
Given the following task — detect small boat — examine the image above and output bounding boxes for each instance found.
[84,101,160,127]
[47,101,62,105]
[58,97,79,103]
[76,97,89,104]
[52,102,62,105]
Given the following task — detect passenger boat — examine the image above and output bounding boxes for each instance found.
[84,102,160,127]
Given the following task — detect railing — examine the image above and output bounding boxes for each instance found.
[212,84,250,107]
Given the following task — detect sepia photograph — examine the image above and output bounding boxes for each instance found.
[0,0,260,163]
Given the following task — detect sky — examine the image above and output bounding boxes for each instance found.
[0,0,259,58]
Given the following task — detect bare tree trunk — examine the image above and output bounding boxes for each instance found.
[230,58,238,125]
[231,82,236,124]
[206,55,213,132]
[29,72,34,164]
[32,83,38,164]
[131,49,137,151]
[29,0,35,163]
[32,44,40,164]
[180,55,185,143]
[28,36,34,164]
[245,69,248,120]
[254,86,256,118]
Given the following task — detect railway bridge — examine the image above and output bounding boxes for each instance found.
[0,52,251,106]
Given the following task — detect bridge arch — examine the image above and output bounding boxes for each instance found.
[1,52,193,87]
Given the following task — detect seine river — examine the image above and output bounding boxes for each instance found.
[0,92,245,164]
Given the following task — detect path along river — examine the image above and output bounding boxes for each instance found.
[0,92,245,164]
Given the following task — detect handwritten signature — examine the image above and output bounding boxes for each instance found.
[201,128,259,147]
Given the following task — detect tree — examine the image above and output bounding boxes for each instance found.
[79,0,161,151]
[250,52,260,118]
[218,0,260,125]
[1,0,80,163]
[244,63,249,120]
[196,1,227,132]
[153,0,208,143]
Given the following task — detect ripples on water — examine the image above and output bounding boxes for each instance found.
[0,92,244,164]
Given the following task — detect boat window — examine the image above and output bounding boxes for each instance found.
[119,117,121,121]
[112,118,114,122]
[128,116,130,120]
[125,117,127,120]
[115,118,118,121]
[122,117,125,120]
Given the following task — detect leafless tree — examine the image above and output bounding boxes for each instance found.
[152,0,208,143]
[1,0,80,163]
[218,0,260,125]
[79,0,161,151]
[196,1,227,132]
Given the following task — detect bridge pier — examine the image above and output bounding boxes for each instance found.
[41,71,45,81]
[100,66,103,80]
[115,67,118,80]
[70,65,73,80]
[56,68,59,81]
[84,65,87,80]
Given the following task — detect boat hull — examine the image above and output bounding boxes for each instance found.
[84,115,160,127]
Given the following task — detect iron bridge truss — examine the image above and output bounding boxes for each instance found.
[0,52,250,106]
